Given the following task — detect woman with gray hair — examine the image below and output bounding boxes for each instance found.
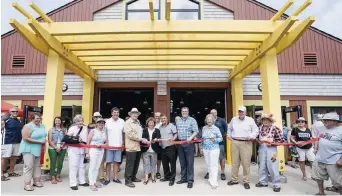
[67,115,89,190]
[201,114,223,189]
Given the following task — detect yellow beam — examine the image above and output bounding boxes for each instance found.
[28,19,96,80]
[91,65,235,70]
[82,76,94,125]
[259,48,285,172]
[277,16,315,54]
[81,56,245,62]
[166,0,171,20]
[74,49,250,57]
[12,3,32,19]
[39,20,283,35]
[149,0,154,21]
[9,19,49,56]
[87,61,239,66]
[270,0,294,21]
[29,2,53,23]
[67,42,258,51]
[55,34,267,44]
[291,0,312,16]
[41,50,65,170]
[229,16,296,79]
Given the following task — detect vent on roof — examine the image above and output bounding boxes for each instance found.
[11,55,26,68]
[303,53,317,66]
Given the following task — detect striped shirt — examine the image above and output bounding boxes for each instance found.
[176,116,199,140]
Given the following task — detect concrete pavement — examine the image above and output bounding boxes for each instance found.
[1,157,338,195]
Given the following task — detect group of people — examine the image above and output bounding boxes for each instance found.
[1,105,341,195]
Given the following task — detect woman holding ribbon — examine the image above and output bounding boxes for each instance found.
[48,117,67,184]
[201,114,223,189]
[85,118,108,191]
[255,114,284,192]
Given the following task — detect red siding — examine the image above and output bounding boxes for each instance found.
[1,0,342,75]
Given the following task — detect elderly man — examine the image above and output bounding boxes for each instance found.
[227,106,259,189]
[176,107,199,189]
[124,108,148,188]
[312,112,342,195]
[1,107,22,178]
[203,109,227,180]
[154,112,162,179]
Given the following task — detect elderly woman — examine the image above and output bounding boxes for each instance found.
[255,114,284,192]
[67,115,88,190]
[19,113,47,191]
[48,117,67,184]
[86,118,107,191]
[202,114,223,189]
[290,117,315,181]
[141,117,161,185]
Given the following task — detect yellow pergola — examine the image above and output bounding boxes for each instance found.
[10,0,314,171]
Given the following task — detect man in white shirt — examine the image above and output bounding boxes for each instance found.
[154,112,162,179]
[227,106,259,189]
[103,107,125,185]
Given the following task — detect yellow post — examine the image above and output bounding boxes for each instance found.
[82,75,94,125]
[259,48,285,172]
[41,50,65,170]
[227,77,244,165]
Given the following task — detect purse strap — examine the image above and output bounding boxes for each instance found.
[76,126,83,136]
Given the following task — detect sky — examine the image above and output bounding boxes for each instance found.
[1,0,342,39]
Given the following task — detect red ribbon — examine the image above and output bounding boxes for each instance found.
[251,137,319,146]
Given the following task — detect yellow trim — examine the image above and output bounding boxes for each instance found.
[306,100,342,128]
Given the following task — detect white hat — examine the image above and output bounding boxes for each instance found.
[96,118,106,123]
[128,108,141,116]
[93,112,102,117]
[316,114,324,120]
[238,106,247,112]
[296,117,307,123]
[322,112,342,122]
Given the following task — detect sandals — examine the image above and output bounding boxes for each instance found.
[33,182,44,187]
[90,185,98,191]
[8,172,21,177]
[24,184,34,191]
[151,179,156,183]
[143,179,149,185]
[95,183,103,188]
[302,177,308,181]
[1,175,10,181]
[51,176,57,184]
[325,186,338,192]
[56,175,62,182]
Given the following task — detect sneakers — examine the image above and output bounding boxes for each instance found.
[103,180,110,185]
[113,179,122,184]
[220,173,226,180]
[156,173,161,179]
[255,182,268,187]
[204,173,209,179]
[79,183,89,187]
[125,182,135,188]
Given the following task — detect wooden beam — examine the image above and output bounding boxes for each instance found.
[67,42,258,51]
[87,61,240,66]
[229,16,296,80]
[74,49,251,57]
[55,34,267,44]
[166,0,171,20]
[29,2,53,23]
[39,20,283,35]
[91,65,235,70]
[291,0,312,16]
[12,3,32,19]
[270,0,294,21]
[28,19,96,79]
[80,56,245,62]
[149,0,154,21]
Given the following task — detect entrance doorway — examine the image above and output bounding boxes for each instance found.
[170,88,227,127]
[99,88,154,126]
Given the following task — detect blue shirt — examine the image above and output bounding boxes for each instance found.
[4,117,22,144]
[214,117,227,145]
[19,123,47,157]
[283,126,289,140]
[201,125,223,150]
[176,117,199,140]
[316,126,342,164]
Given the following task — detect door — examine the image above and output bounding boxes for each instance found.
[246,105,258,163]
[72,105,82,118]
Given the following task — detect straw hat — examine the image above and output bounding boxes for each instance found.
[260,113,276,123]
[96,118,106,123]
[322,112,342,123]
[128,108,141,116]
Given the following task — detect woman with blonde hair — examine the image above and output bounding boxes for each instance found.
[67,115,88,190]
[201,114,223,189]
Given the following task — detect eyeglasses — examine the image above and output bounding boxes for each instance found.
[10,111,18,113]
[297,121,305,123]
[94,116,101,118]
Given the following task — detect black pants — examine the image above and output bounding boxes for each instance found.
[161,145,177,180]
[178,143,195,183]
[124,151,141,183]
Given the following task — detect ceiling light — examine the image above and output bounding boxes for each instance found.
[135,91,141,94]
[186,91,192,94]
[180,99,184,105]
[216,101,221,104]
[120,108,123,110]
[197,111,200,114]
[148,108,152,111]
[106,101,111,105]
[204,107,208,110]
[143,98,148,105]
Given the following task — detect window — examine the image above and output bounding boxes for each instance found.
[126,0,161,20]
[303,52,318,67]
[168,0,200,20]
[11,55,25,69]
[311,107,342,124]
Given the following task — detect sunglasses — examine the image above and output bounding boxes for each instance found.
[11,111,18,113]
[94,116,101,118]
[297,121,305,123]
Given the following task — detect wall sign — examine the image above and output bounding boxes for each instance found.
[62,83,68,92]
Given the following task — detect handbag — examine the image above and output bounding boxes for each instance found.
[62,126,83,144]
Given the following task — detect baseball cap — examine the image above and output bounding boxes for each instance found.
[238,106,247,112]
[93,112,102,117]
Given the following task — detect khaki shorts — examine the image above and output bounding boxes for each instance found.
[296,147,315,162]
[1,144,20,158]
[311,160,342,187]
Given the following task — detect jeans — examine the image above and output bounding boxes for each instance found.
[178,143,195,182]
[258,144,280,188]
[48,149,66,176]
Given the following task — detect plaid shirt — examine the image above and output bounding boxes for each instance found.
[259,125,284,143]
[176,117,199,140]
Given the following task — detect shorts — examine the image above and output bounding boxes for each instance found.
[312,160,342,187]
[105,150,122,163]
[219,145,226,160]
[157,152,162,161]
[1,144,20,158]
[296,147,315,162]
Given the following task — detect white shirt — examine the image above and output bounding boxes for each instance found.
[147,128,154,152]
[106,117,125,147]
[67,125,88,154]
[228,116,259,140]
[155,122,162,129]
[311,120,324,138]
